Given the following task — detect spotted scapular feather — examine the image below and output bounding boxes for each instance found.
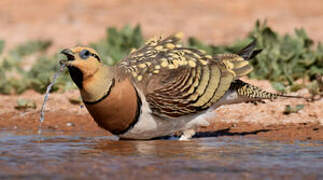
[118,34,261,117]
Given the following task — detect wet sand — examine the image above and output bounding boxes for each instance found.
[0,80,322,142]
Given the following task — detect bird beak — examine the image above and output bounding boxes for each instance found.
[60,49,75,61]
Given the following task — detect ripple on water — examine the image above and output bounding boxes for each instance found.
[0,130,322,179]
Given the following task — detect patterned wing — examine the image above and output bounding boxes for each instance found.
[118,33,188,82]
[118,34,253,118]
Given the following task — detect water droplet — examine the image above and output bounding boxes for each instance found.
[39,63,66,136]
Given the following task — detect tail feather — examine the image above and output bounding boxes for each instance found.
[216,40,262,79]
[230,80,306,101]
[237,40,262,60]
[232,40,262,78]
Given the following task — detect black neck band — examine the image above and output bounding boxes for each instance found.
[83,79,115,105]
[114,88,142,135]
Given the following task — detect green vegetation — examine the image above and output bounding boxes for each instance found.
[14,98,36,110]
[90,25,144,65]
[188,20,323,97]
[0,21,322,97]
[283,104,305,115]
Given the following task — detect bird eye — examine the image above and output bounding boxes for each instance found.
[79,49,91,59]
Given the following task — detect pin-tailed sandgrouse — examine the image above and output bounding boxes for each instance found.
[60,33,299,140]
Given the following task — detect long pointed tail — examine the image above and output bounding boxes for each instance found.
[230,80,307,102]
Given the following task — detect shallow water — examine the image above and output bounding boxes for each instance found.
[0,131,322,180]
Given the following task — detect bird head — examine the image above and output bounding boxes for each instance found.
[60,47,102,89]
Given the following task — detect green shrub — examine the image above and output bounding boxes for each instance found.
[0,21,321,96]
[188,20,323,95]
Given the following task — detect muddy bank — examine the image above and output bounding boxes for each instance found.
[1,79,322,141]
[1,109,322,141]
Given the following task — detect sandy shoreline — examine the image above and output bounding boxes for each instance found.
[1,78,322,141]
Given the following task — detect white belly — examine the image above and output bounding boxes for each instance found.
[119,110,211,140]
[119,90,211,140]
[119,86,243,139]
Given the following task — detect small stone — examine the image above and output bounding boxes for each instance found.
[66,122,75,127]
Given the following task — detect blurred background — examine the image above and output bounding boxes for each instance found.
[0,0,322,122]
[0,2,322,178]
[1,0,323,49]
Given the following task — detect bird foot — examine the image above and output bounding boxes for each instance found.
[179,129,196,141]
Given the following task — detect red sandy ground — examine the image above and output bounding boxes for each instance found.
[0,0,322,141]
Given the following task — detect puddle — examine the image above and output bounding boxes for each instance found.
[0,130,322,179]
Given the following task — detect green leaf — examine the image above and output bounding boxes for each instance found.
[0,40,5,55]
[9,40,52,58]
[15,98,37,110]
[271,82,286,93]
[283,104,304,115]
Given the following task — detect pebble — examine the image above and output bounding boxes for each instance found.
[66,122,75,127]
